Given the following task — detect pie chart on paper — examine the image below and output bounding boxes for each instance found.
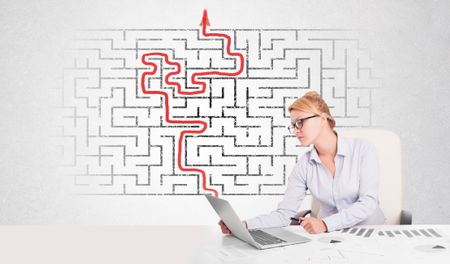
[318,237,345,244]
[414,244,447,253]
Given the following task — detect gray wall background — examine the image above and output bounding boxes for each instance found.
[0,0,449,224]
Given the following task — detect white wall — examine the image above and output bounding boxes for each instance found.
[0,0,449,224]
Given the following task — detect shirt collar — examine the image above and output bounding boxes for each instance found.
[308,131,349,163]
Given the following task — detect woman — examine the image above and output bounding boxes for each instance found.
[219,91,386,234]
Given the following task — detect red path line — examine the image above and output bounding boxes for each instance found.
[140,54,217,197]
[140,10,244,197]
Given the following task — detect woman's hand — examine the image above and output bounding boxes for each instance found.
[218,220,247,235]
[299,217,328,234]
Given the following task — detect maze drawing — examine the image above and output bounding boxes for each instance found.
[60,13,381,196]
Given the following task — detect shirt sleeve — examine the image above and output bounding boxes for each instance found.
[245,157,308,230]
[322,142,380,232]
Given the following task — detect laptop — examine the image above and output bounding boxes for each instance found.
[205,195,311,249]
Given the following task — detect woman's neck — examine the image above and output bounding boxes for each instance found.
[314,129,338,158]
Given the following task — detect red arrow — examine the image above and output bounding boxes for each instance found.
[189,9,245,93]
[199,9,210,27]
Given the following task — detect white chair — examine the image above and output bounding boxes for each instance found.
[291,128,412,226]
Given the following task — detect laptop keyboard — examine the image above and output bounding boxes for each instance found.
[249,230,286,245]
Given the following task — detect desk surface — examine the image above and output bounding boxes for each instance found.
[0,225,449,264]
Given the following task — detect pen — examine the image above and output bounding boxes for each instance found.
[290,217,303,225]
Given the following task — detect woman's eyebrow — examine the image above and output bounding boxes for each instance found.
[293,117,306,122]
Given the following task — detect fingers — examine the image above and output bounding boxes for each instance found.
[222,228,231,234]
[299,218,327,234]
[299,217,308,227]
[299,217,317,234]
[221,226,230,234]
[302,223,313,233]
[299,218,311,233]
[218,220,231,235]
[218,220,247,235]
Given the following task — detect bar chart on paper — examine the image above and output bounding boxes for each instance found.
[341,227,443,239]
[336,225,449,256]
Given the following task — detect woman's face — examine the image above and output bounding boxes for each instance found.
[290,110,324,146]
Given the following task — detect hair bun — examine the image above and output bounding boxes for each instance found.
[303,91,321,99]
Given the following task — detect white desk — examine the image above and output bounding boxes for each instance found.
[0,225,448,263]
[195,225,450,263]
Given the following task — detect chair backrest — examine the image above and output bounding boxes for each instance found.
[310,128,403,224]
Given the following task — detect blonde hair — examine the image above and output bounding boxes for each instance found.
[288,91,336,129]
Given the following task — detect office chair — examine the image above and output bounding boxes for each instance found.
[291,128,412,226]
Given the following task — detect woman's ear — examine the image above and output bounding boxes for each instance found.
[320,114,328,125]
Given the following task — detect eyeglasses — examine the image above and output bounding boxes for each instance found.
[287,115,319,134]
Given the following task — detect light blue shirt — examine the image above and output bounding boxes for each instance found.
[246,133,386,232]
